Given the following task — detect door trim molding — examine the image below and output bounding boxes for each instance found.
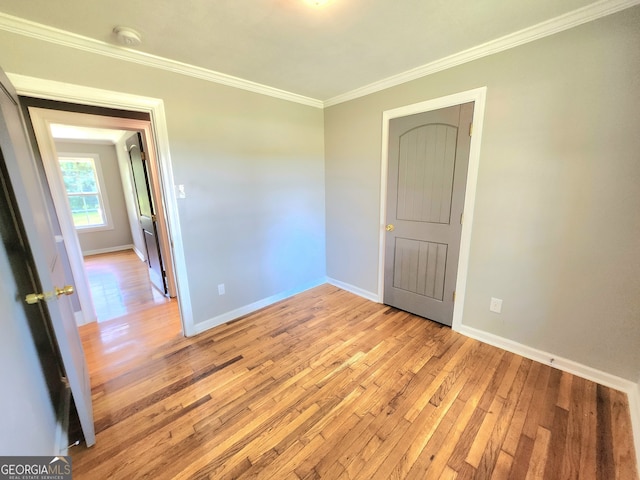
[8,73,195,336]
[378,87,487,332]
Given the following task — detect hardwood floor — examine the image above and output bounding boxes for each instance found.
[84,250,170,322]
[72,284,638,479]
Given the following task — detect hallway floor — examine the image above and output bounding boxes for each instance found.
[84,249,170,322]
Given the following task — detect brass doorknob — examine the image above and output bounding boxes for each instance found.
[385,224,395,232]
[55,285,75,297]
[25,285,75,304]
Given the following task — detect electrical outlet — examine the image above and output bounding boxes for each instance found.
[177,184,186,199]
[489,297,503,313]
[218,284,225,295]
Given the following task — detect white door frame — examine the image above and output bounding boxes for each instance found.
[8,73,195,336]
[29,108,177,321]
[378,87,487,331]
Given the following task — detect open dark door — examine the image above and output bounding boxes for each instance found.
[127,132,167,295]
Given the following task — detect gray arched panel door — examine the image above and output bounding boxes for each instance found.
[384,102,474,326]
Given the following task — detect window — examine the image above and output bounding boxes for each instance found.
[58,154,112,231]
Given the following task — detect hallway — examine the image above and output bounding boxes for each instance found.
[79,250,181,386]
[84,249,170,322]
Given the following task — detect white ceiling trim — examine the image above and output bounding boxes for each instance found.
[324,0,640,107]
[0,12,323,109]
[1,0,637,110]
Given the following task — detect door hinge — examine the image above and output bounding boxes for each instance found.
[453,291,456,302]
[140,151,146,161]
[460,212,464,225]
[469,122,473,137]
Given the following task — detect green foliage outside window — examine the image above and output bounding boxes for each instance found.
[59,157,106,228]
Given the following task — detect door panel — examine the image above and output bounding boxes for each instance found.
[0,69,95,446]
[384,102,474,326]
[127,132,167,295]
[397,124,458,224]
[393,238,447,300]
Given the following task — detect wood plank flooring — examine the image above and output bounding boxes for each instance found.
[84,249,170,322]
[72,284,638,479]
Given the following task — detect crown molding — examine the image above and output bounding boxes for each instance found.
[0,12,323,109]
[324,0,640,107]
[1,0,637,110]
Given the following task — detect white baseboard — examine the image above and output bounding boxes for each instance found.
[192,278,327,335]
[326,277,380,303]
[82,244,134,256]
[458,324,640,469]
[458,324,634,391]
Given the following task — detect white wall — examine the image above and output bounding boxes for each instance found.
[55,141,133,255]
[0,30,326,329]
[324,7,640,381]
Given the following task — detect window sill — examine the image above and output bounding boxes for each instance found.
[75,224,115,234]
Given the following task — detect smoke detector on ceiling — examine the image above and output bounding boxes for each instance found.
[113,26,142,47]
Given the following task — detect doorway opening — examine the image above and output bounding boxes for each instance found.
[8,74,194,335]
[21,98,181,330]
[48,122,174,322]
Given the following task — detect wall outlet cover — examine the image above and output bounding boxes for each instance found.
[490,297,503,313]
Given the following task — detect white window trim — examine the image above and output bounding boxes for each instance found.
[57,152,114,233]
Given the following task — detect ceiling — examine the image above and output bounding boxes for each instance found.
[0,0,635,103]
[50,124,127,144]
